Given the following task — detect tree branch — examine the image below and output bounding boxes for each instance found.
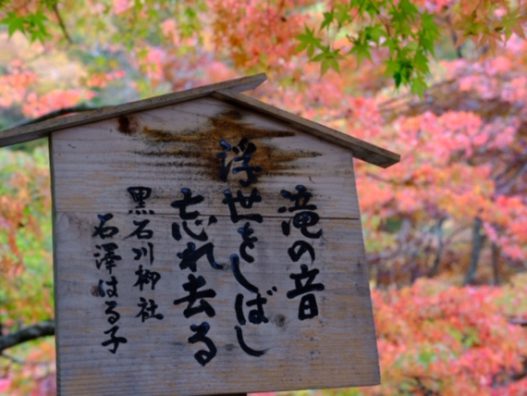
[509,317,527,327]
[52,3,73,44]
[0,320,55,353]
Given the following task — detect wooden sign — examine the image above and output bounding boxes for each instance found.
[0,75,400,395]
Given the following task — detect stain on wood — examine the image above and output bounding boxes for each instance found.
[90,284,102,297]
[117,115,137,135]
[273,314,286,328]
[117,110,321,181]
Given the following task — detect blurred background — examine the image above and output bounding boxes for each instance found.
[0,1,526,395]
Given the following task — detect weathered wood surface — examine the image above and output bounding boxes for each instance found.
[0,74,266,148]
[51,97,379,395]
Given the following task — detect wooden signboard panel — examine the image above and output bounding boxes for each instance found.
[50,97,379,395]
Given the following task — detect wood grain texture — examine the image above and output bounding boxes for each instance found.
[51,97,380,395]
[0,74,266,148]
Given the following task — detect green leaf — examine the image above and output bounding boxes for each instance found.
[2,12,26,36]
[410,75,427,96]
[419,12,439,52]
[42,0,59,9]
[26,12,50,42]
[350,0,380,17]
[1,11,50,42]
[386,58,398,77]
[398,0,418,21]
[350,35,372,62]
[388,56,414,88]
[384,36,400,53]
[296,26,322,57]
[418,348,436,368]
[364,24,385,44]
[321,11,334,30]
[334,3,352,27]
[313,46,341,74]
[500,8,521,39]
[413,49,429,73]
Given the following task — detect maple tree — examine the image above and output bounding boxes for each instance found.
[298,0,526,94]
[367,275,527,395]
[0,0,526,395]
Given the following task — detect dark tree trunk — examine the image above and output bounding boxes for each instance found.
[491,242,501,285]
[464,217,486,285]
[428,217,446,277]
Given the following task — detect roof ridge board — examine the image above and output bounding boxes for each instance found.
[211,89,400,168]
[0,73,267,148]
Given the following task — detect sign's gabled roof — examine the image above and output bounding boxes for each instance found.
[0,73,400,167]
[212,90,400,168]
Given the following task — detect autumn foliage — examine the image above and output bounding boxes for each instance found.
[0,0,526,395]
[371,277,527,395]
